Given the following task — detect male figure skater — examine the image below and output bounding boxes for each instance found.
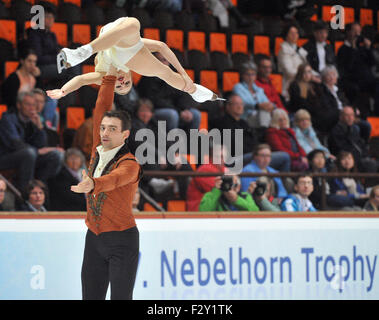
[71,65,142,300]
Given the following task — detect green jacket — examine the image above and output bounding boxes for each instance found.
[199,188,259,212]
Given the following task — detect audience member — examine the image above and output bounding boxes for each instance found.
[240,144,288,199]
[19,179,48,212]
[266,109,309,172]
[33,88,59,131]
[0,91,63,191]
[132,188,141,212]
[277,23,319,100]
[248,177,281,212]
[307,149,330,210]
[137,52,200,132]
[210,94,291,171]
[186,144,227,211]
[293,109,335,159]
[47,148,87,211]
[233,62,274,128]
[328,106,377,173]
[255,54,287,112]
[281,174,317,212]
[0,179,6,211]
[327,151,368,210]
[1,49,41,110]
[364,185,379,211]
[199,175,259,211]
[303,20,336,73]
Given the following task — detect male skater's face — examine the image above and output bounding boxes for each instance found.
[100,117,130,151]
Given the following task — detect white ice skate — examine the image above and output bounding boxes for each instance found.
[190,84,226,103]
[57,45,93,74]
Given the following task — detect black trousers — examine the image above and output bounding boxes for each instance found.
[81,226,139,300]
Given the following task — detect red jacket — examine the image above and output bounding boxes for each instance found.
[265,127,306,160]
[256,77,287,112]
[186,163,225,212]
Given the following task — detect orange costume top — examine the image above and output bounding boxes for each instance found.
[85,75,142,235]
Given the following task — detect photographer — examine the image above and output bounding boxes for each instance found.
[199,175,259,212]
[248,177,281,212]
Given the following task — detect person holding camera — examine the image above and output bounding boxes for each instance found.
[199,175,259,212]
[248,177,281,212]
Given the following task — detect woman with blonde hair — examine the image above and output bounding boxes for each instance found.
[266,109,308,172]
[48,17,222,103]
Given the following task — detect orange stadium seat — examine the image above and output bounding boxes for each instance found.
[5,61,18,78]
[0,20,16,47]
[188,31,206,53]
[144,202,163,212]
[51,23,68,47]
[231,33,248,54]
[344,7,355,24]
[165,29,184,52]
[200,70,218,93]
[199,111,208,131]
[167,200,186,212]
[334,41,344,55]
[72,24,91,45]
[66,107,85,130]
[143,28,160,40]
[185,154,197,171]
[96,25,103,37]
[274,37,284,56]
[132,71,142,85]
[269,74,283,94]
[222,71,239,92]
[63,0,81,6]
[2,0,11,7]
[298,38,308,47]
[185,69,195,81]
[209,32,227,54]
[0,105,7,119]
[230,0,237,6]
[322,6,355,24]
[360,8,373,26]
[82,65,94,74]
[253,35,270,56]
[367,117,379,137]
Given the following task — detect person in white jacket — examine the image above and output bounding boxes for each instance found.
[278,23,320,100]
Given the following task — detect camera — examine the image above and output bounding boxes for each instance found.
[253,181,267,197]
[220,176,234,192]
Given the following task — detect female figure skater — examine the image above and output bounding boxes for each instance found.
[48,17,222,103]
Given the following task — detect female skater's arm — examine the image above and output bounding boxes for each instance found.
[46,72,103,99]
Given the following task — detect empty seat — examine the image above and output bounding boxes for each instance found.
[360,8,373,26]
[222,71,240,92]
[274,37,284,56]
[132,71,142,85]
[188,31,206,53]
[5,60,18,78]
[322,5,355,24]
[165,29,184,52]
[143,202,163,212]
[209,32,227,54]
[200,70,218,94]
[298,38,308,47]
[0,104,7,119]
[231,33,248,54]
[66,106,85,130]
[143,28,160,41]
[0,19,16,47]
[167,200,186,212]
[50,22,68,47]
[367,117,379,137]
[185,69,195,82]
[72,24,91,45]
[253,35,270,56]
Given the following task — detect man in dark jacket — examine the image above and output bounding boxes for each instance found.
[328,106,377,173]
[0,91,63,192]
[303,20,336,73]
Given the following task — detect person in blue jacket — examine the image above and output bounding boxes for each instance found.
[241,144,288,200]
[281,174,317,212]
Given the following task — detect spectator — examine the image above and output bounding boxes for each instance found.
[0,91,63,191]
[47,148,87,211]
[364,185,379,211]
[137,52,201,132]
[281,174,317,212]
[0,179,6,211]
[307,149,330,210]
[210,94,291,171]
[288,62,324,114]
[26,5,80,87]
[1,49,41,110]
[33,88,59,131]
[328,106,377,173]
[199,175,259,211]
[20,180,48,212]
[337,22,378,117]
[303,20,336,73]
[266,109,309,172]
[186,144,227,211]
[255,54,287,112]
[327,151,368,210]
[277,23,319,101]
[240,144,288,199]
[233,62,275,128]
[248,177,281,212]
[293,109,335,159]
